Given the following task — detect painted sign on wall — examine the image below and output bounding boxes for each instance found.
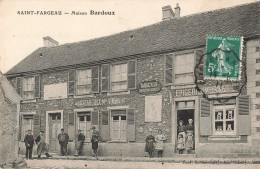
[137,80,162,95]
[75,97,127,107]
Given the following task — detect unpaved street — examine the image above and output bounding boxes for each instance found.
[26,159,260,169]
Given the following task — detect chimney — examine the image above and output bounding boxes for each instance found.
[162,5,175,21]
[43,36,59,47]
[174,3,181,18]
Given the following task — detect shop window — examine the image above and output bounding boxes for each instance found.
[174,53,194,85]
[77,112,92,141]
[21,115,34,140]
[76,69,92,95]
[111,110,127,141]
[110,63,127,92]
[213,105,236,135]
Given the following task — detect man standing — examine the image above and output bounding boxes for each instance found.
[24,129,34,160]
[35,131,52,159]
[75,130,85,156]
[58,128,69,156]
[91,126,100,157]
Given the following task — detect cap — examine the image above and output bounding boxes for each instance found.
[179,120,183,123]
[27,129,32,132]
[91,126,96,129]
[40,130,45,133]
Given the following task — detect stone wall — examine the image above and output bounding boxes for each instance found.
[246,39,260,157]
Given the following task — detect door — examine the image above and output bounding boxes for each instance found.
[176,109,195,154]
[78,113,92,141]
[49,113,61,151]
[112,115,126,140]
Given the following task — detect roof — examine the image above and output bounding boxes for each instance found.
[6,2,260,75]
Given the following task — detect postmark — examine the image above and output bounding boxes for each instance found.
[194,35,246,101]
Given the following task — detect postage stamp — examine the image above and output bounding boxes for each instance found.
[205,35,243,80]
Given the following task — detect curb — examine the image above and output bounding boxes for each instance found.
[26,156,260,164]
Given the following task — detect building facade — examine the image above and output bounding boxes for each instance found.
[5,2,260,157]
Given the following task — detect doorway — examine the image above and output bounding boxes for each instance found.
[49,113,61,151]
[176,109,195,154]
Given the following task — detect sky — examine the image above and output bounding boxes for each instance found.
[0,0,258,73]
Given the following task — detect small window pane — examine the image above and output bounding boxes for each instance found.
[79,116,84,121]
[226,109,234,120]
[121,116,126,120]
[52,115,56,120]
[57,114,61,120]
[86,115,91,121]
[113,116,119,120]
[215,121,223,131]
[215,110,223,120]
[226,121,234,131]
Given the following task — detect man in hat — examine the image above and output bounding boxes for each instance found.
[75,130,85,156]
[35,131,52,159]
[58,128,69,156]
[91,126,100,157]
[24,129,34,160]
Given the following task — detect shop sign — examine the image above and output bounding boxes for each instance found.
[174,85,238,97]
[75,97,126,107]
[137,80,162,95]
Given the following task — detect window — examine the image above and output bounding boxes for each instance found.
[213,105,236,135]
[77,112,92,141]
[174,53,194,85]
[76,69,92,95]
[111,110,127,141]
[22,77,34,99]
[21,115,34,140]
[110,63,127,92]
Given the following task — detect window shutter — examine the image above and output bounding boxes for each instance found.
[68,69,75,95]
[195,50,204,81]
[100,111,110,141]
[101,64,109,92]
[128,60,136,89]
[92,66,99,93]
[18,115,22,141]
[165,54,173,85]
[68,112,75,141]
[34,75,41,98]
[126,109,135,141]
[16,77,22,96]
[33,114,40,138]
[237,95,250,135]
[200,98,212,135]
[91,111,99,130]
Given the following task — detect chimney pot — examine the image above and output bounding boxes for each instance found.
[162,5,175,21]
[43,36,59,47]
[174,3,181,18]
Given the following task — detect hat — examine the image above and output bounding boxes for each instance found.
[61,128,64,131]
[40,130,45,133]
[91,126,96,129]
[27,129,32,132]
[179,120,183,123]
[158,129,162,132]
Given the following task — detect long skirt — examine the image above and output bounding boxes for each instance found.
[145,142,154,152]
[37,142,48,155]
[75,141,83,150]
[92,141,98,150]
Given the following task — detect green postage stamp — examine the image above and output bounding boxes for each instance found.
[205,35,243,80]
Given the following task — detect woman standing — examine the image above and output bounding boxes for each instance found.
[155,129,166,157]
[145,131,155,158]
[177,120,186,154]
[185,119,194,154]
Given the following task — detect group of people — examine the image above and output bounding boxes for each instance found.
[144,129,166,158]
[144,119,194,157]
[23,126,101,160]
[176,119,194,154]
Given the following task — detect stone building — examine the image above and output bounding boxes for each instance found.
[5,2,260,157]
[0,72,22,167]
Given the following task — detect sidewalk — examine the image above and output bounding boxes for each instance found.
[22,154,260,164]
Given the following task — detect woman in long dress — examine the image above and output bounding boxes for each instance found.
[185,119,194,154]
[177,120,186,154]
[155,129,166,157]
[145,131,155,157]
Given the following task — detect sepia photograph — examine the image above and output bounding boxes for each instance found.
[0,0,259,168]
